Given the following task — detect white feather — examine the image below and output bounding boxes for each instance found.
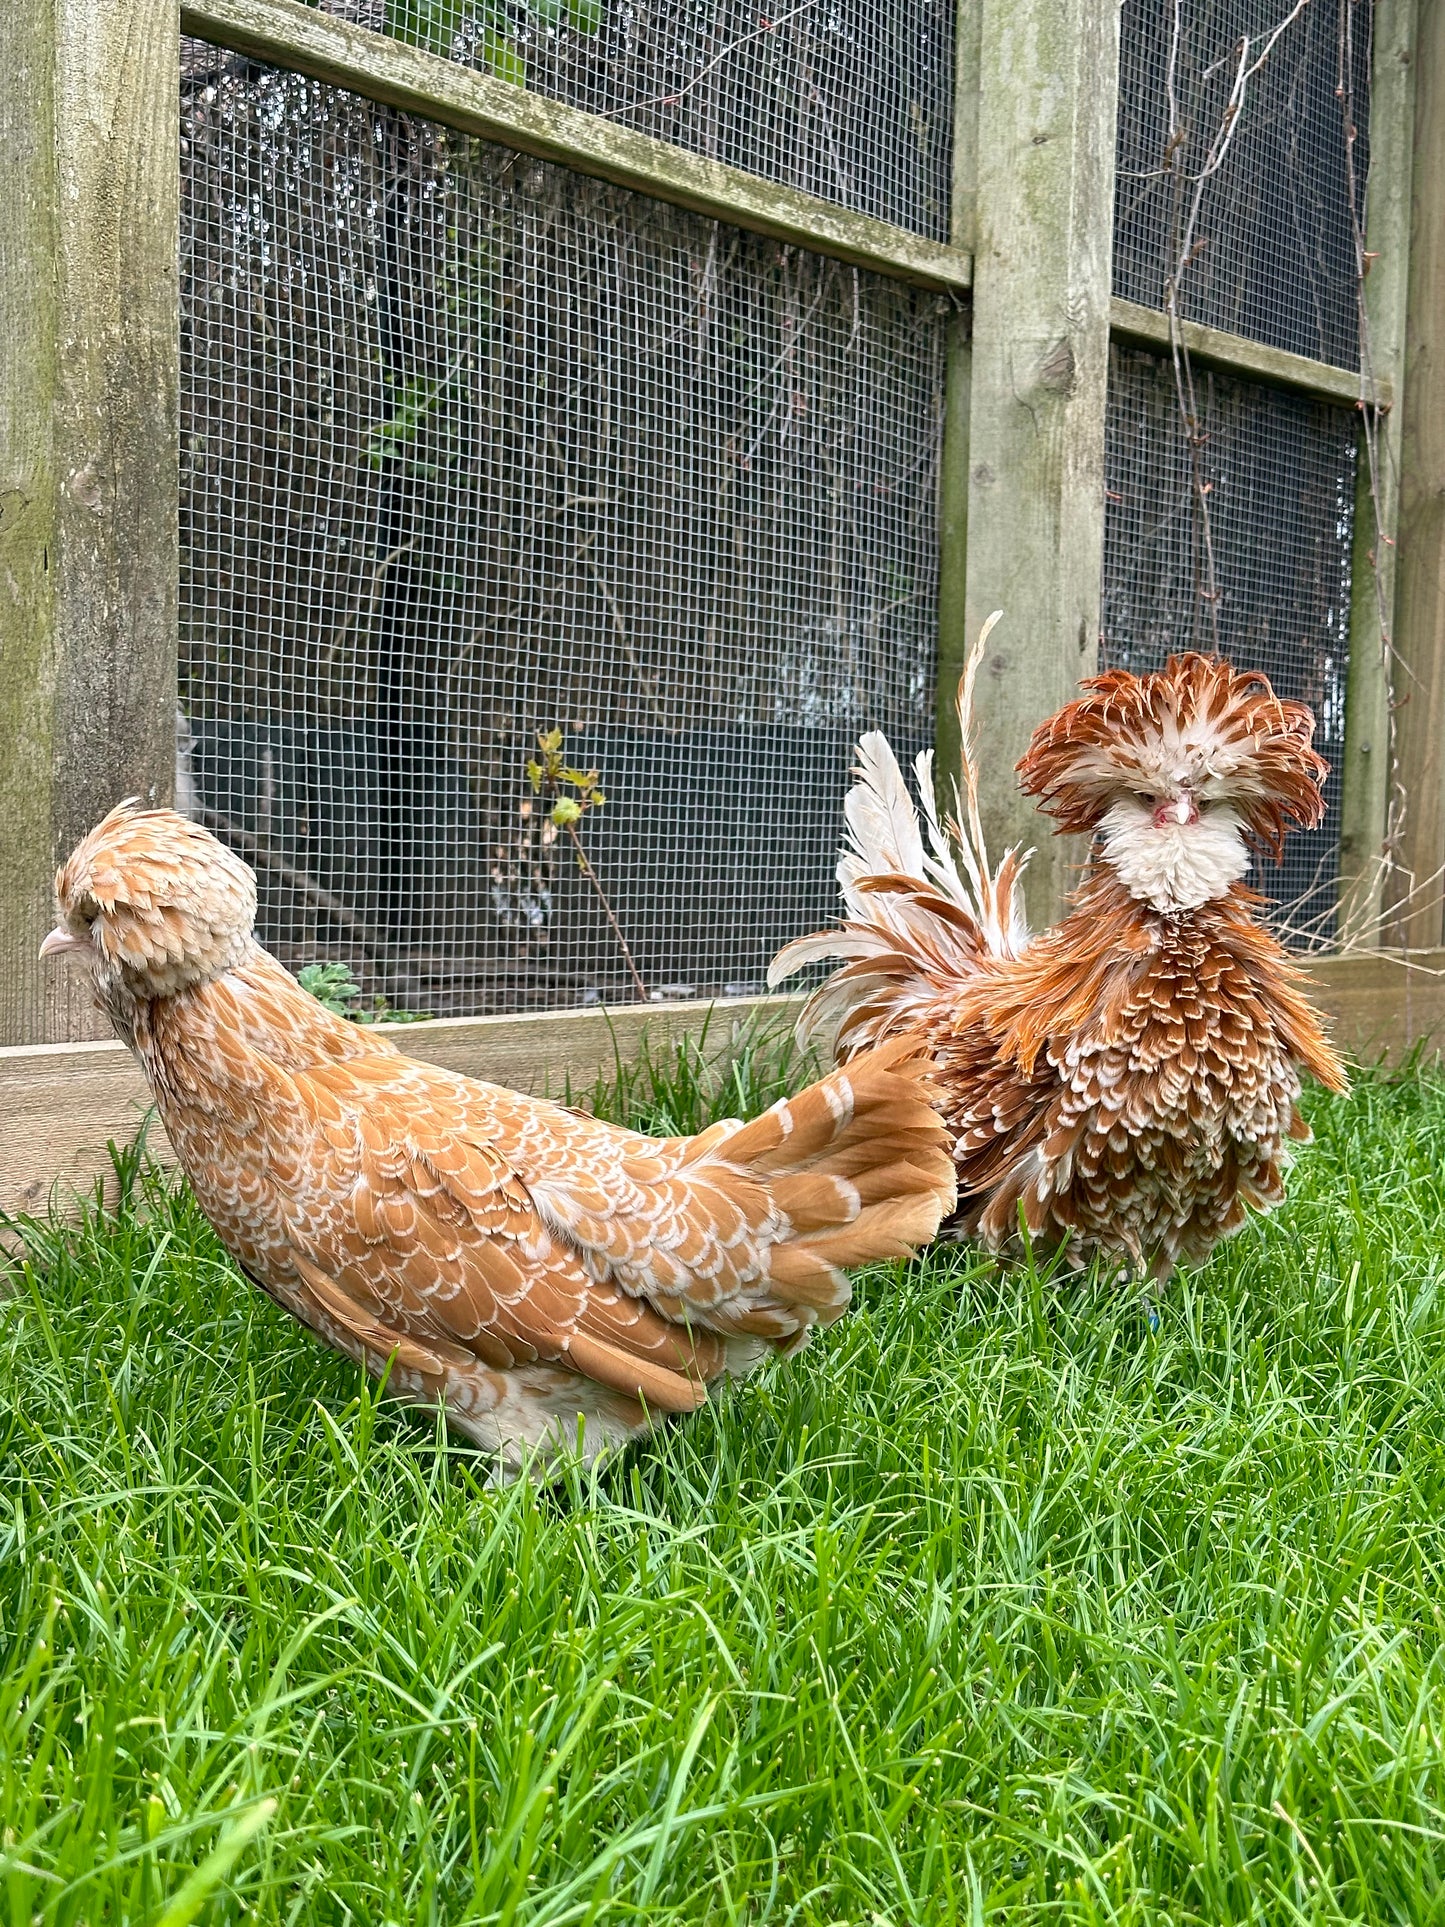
[769,613,1036,1052]
[837,732,926,912]
[1099,799,1250,913]
[766,928,895,985]
[947,613,1031,958]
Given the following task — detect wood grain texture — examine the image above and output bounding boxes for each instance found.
[960,0,1121,926]
[1295,949,1445,1065]
[933,311,973,805]
[0,0,63,1048]
[1339,0,1417,937]
[0,0,179,1048]
[0,995,805,1218]
[180,0,972,293]
[1390,0,1445,949]
[932,0,976,824]
[1108,298,1389,407]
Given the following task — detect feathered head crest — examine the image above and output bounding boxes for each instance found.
[1016,654,1329,861]
[52,800,257,995]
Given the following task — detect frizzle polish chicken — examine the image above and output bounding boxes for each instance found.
[769,621,1349,1284]
[41,805,955,1477]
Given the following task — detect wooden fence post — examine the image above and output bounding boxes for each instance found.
[1390,0,1445,950]
[947,0,1121,927]
[0,0,178,1048]
[1339,0,1418,942]
[932,0,979,797]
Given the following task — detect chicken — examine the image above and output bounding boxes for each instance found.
[769,624,1349,1284]
[40,805,955,1477]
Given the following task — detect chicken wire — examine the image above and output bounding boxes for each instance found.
[237,0,957,239]
[1102,343,1357,939]
[1112,0,1371,368]
[179,49,946,1017]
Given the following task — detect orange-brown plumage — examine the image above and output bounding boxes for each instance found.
[43,804,956,1475]
[770,634,1348,1283]
[1018,653,1331,862]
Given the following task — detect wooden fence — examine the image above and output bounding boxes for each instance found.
[2,0,1444,1210]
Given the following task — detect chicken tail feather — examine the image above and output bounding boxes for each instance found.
[690,1035,956,1340]
[768,613,1030,1056]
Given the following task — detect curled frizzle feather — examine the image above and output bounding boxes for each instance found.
[768,613,1030,1055]
[1017,653,1328,862]
[936,610,1031,957]
[770,627,1347,1284]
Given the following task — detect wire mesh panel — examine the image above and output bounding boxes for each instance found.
[1112,0,1370,367]
[290,0,957,239]
[179,47,946,1016]
[1102,344,1357,937]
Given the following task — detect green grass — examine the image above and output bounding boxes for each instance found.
[4,1026,1445,1924]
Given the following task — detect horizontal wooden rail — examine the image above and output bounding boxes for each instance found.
[179,0,973,292]
[6,956,1445,1222]
[0,994,802,1219]
[1109,297,1389,410]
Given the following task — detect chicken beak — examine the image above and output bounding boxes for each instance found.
[1152,793,1200,829]
[39,925,88,960]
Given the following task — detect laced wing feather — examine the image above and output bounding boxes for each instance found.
[283,1067,724,1411]
[275,1035,952,1402]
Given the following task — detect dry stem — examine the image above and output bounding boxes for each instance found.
[1161,0,1314,649]
[565,824,650,1001]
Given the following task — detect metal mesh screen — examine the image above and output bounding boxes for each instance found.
[1112,0,1370,367]
[179,48,946,1017]
[283,0,957,239]
[1102,343,1357,938]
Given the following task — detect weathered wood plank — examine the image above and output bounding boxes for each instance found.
[947,0,981,253]
[1295,949,1445,1065]
[1389,0,1445,949]
[933,312,973,799]
[1108,297,1387,408]
[931,0,978,811]
[0,0,62,1045]
[0,996,804,1219]
[180,0,972,293]
[961,0,1121,925]
[1339,0,1417,938]
[0,0,179,1048]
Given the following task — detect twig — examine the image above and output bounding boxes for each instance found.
[563,824,649,1001]
[321,532,420,670]
[599,1,819,119]
[785,9,853,209]
[574,545,672,730]
[525,730,649,1001]
[536,416,670,729]
[1160,0,1315,649]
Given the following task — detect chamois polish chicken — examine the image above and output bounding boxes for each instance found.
[41,806,955,1476]
[769,627,1348,1284]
